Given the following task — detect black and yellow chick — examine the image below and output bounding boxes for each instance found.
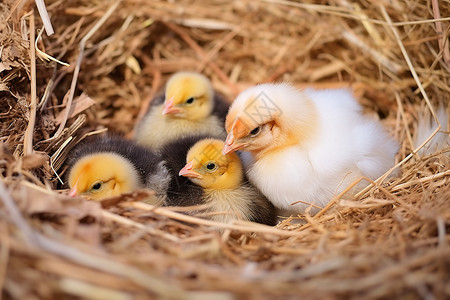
[134,71,229,150]
[158,135,210,207]
[178,138,277,226]
[66,136,170,201]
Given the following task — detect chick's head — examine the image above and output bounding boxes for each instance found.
[223,84,286,155]
[223,83,317,156]
[162,72,214,121]
[68,153,140,200]
[179,139,243,190]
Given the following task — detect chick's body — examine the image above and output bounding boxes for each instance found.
[200,180,276,225]
[134,72,229,150]
[224,83,399,215]
[179,138,277,225]
[67,136,170,201]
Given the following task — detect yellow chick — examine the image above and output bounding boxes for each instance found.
[178,138,277,225]
[134,72,229,150]
[66,136,170,201]
[68,153,139,199]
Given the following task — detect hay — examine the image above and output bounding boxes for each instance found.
[1,0,449,298]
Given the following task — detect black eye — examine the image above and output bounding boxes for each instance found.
[250,126,261,136]
[206,163,216,170]
[91,182,102,190]
[185,97,195,104]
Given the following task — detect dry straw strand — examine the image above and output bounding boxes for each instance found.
[23,11,37,156]
[130,202,305,237]
[51,1,121,142]
[34,0,54,36]
[431,0,450,70]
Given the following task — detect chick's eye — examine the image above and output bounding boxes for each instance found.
[91,182,102,191]
[250,126,261,137]
[206,162,217,172]
[185,97,195,104]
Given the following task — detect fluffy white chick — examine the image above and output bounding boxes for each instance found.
[223,83,399,215]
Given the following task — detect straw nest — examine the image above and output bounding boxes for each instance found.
[1,0,449,299]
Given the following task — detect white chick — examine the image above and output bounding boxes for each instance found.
[223,83,399,215]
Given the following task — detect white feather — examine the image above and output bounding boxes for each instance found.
[414,106,450,155]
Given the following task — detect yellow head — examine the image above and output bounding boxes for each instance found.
[223,83,317,156]
[68,153,140,200]
[179,139,243,190]
[162,72,214,121]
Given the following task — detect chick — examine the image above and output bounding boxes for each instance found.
[66,136,170,201]
[178,138,277,225]
[158,135,208,207]
[134,72,229,150]
[223,83,399,215]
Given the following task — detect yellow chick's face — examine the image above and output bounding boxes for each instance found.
[162,72,214,121]
[68,153,140,200]
[179,139,243,190]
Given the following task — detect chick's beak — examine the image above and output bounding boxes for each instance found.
[179,161,203,179]
[68,186,78,197]
[162,97,182,115]
[222,133,246,155]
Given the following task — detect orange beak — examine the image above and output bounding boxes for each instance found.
[162,97,182,115]
[179,161,203,179]
[222,133,246,155]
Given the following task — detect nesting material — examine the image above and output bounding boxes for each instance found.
[0,0,449,299]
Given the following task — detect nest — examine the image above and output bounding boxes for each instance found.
[1,0,449,298]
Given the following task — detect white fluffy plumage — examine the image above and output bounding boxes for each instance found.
[223,83,399,215]
[414,105,450,156]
